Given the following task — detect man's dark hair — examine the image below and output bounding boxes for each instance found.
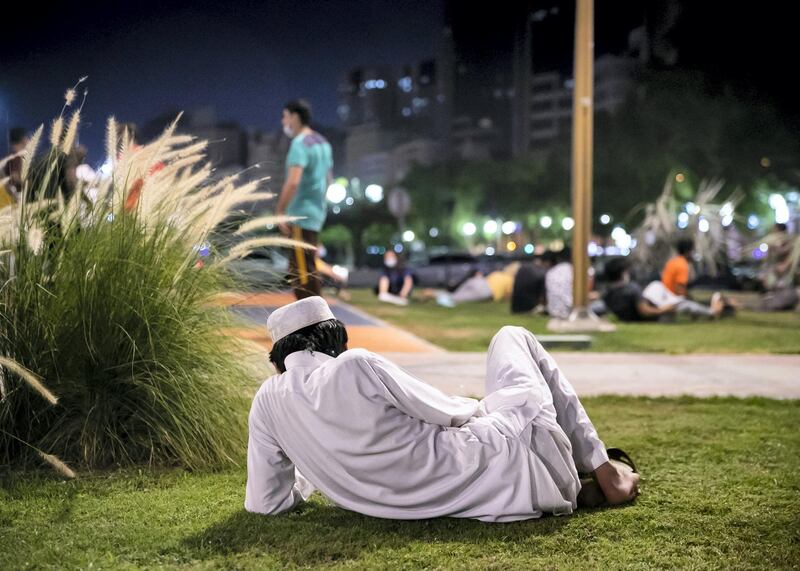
[284,99,312,126]
[269,318,348,373]
[676,238,694,256]
[556,246,572,264]
[10,127,27,145]
[774,223,787,233]
[541,250,558,266]
[604,257,630,282]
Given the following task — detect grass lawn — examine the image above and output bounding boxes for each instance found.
[347,289,800,354]
[3,397,799,570]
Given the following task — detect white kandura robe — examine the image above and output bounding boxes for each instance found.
[245,326,609,522]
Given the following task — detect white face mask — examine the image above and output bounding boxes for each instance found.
[283,125,295,138]
[385,259,397,268]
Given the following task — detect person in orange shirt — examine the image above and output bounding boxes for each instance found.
[661,238,694,296]
[647,238,726,319]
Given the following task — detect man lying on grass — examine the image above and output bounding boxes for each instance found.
[245,297,639,521]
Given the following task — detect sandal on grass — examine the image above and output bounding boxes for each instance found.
[577,447,639,508]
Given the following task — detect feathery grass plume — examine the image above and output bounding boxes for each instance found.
[60,111,81,154]
[0,356,58,405]
[38,451,77,479]
[59,76,88,116]
[49,117,64,148]
[630,175,741,277]
[219,236,315,265]
[234,214,300,235]
[1,103,295,470]
[20,125,43,182]
[105,116,118,165]
[158,140,207,163]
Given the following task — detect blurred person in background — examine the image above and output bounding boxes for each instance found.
[759,223,799,311]
[375,250,414,306]
[1,127,29,205]
[276,99,333,300]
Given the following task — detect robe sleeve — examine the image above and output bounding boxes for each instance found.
[244,393,314,515]
[363,353,480,427]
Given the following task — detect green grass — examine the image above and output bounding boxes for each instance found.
[347,289,800,353]
[3,397,798,569]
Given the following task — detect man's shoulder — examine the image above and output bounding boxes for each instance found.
[300,131,329,148]
[611,280,641,294]
[253,372,285,398]
[289,135,306,151]
[330,348,381,367]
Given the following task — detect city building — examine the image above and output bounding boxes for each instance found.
[527,54,638,148]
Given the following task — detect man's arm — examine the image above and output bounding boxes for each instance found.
[244,396,313,514]
[636,299,676,318]
[399,273,414,299]
[276,166,303,236]
[362,353,479,427]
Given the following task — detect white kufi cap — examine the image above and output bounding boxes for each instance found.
[267,297,336,343]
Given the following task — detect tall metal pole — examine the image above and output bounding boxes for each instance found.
[570,0,593,314]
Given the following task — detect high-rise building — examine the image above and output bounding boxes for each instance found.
[337,66,396,128]
[444,0,534,159]
[526,55,637,148]
[338,58,448,184]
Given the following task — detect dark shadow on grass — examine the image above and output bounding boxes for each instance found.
[181,501,572,567]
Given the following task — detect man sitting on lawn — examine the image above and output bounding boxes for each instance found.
[245,297,639,521]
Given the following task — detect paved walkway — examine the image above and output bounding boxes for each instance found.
[218,291,442,353]
[218,291,799,399]
[382,352,800,399]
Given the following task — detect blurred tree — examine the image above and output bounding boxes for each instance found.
[402,68,798,241]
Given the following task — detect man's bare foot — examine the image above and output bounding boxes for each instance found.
[593,461,640,505]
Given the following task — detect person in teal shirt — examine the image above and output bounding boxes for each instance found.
[276,100,333,299]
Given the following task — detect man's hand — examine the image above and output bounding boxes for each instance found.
[276,166,303,237]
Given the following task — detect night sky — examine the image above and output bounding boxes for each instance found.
[1,0,444,162]
[1,0,796,165]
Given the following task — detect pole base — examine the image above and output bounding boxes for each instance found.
[546,306,617,333]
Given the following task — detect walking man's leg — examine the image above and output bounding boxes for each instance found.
[288,225,321,300]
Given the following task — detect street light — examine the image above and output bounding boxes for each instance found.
[462,222,477,236]
[540,216,553,229]
[501,221,517,235]
[769,193,790,224]
[326,183,347,204]
[483,220,498,234]
[562,217,575,231]
[402,230,415,242]
[365,184,384,203]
